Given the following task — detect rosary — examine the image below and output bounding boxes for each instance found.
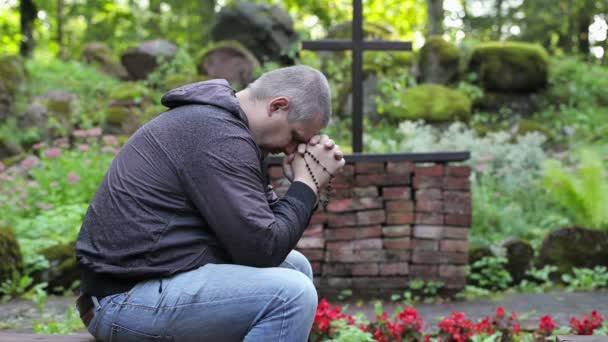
[303,149,334,209]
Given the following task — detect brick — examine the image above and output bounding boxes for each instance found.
[357,174,411,186]
[412,239,439,251]
[413,176,442,189]
[385,250,411,262]
[311,262,322,275]
[386,162,414,175]
[416,199,443,212]
[325,226,382,241]
[413,225,443,239]
[443,177,470,190]
[439,252,468,265]
[298,248,324,261]
[268,166,284,179]
[410,265,438,276]
[382,225,411,237]
[386,212,415,225]
[443,227,469,240]
[443,191,472,214]
[385,200,414,213]
[415,188,442,201]
[325,277,353,288]
[380,262,409,275]
[352,277,409,289]
[303,224,323,237]
[296,236,325,249]
[356,209,386,225]
[439,265,468,278]
[414,164,445,176]
[382,186,412,200]
[355,162,385,174]
[444,214,471,227]
[446,166,471,177]
[339,164,355,176]
[327,238,383,250]
[412,250,438,264]
[440,240,469,253]
[443,277,467,290]
[415,212,444,225]
[352,186,379,197]
[325,249,389,263]
[322,264,351,276]
[352,263,379,276]
[326,197,383,213]
[310,212,327,225]
[383,237,411,250]
[327,213,357,227]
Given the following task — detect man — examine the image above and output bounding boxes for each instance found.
[75,65,345,341]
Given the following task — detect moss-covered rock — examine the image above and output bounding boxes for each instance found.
[121,40,177,81]
[82,42,129,79]
[108,82,151,103]
[516,118,554,139]
[196,41,259,88]
[384,84,471,123]
[105,82,154,135]
[0,54,26,97]
[538,227,608,276]
[501,237,534,284]
[35,241,79,293]
[469,42,549,92]
[469,245,494,265]
[419,36,460,84]
[0,225,23,285]
[477,91,541,116]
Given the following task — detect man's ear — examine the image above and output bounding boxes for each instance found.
[268,96,289,116]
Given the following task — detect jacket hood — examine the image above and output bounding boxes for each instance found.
[161,79,247,123]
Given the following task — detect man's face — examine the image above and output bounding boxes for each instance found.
[258,96,325,155]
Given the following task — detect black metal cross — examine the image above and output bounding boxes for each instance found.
[302,0,412,153]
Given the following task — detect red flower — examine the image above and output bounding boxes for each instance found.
[495,306,505,318]
[570,310,604,335]
[537,315,556,336]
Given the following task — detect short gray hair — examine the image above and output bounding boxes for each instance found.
[248,65,331,126]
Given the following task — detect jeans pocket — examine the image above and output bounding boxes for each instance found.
[110,323,173,342]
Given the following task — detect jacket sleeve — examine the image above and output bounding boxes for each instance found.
[180,134,316,267]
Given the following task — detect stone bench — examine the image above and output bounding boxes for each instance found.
[0,332,94,341]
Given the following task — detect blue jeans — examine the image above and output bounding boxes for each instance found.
[85,250,318,342]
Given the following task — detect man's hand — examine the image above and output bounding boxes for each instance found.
[283,134,344,183]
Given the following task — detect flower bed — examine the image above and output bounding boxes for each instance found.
[310,298,606,341]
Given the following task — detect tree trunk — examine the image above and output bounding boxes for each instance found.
[19,0,38,57]
[427,0,444,37]
[57,0,65,59]
[493,0,504,40]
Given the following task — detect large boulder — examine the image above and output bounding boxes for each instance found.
[0,54,26,121]
[34,241,78,293]
[501,237,534,284]
[477,92,541,116]
[82,42,129,79]
[104,82,154,135]
[539,227,608,276]
[121,39,177,80]
[382,84,471,123]
[19,91,78,141]
[419,36,460,84]
[469,42,548,92]
[0,225,23,285]
[196,41,260,89]
[211,1,298,64]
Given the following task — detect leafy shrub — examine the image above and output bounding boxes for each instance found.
[562,266,608,292]
[469,256,512,291]
[544,56,608,108]
[543,149,608,229]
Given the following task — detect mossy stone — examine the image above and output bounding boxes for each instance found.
[516,119,554,139]
[469,245,494,265]
[0,225,23,284]
[82,42,128,79]
[108,82,151,102]
[501,237,534,284]
[196,40,259,88]
[0,54,26,97]
[539,227,608,277]
[388,84,471,123]
[35,241,79,293]
[469,42,549,92]
[419,36,460,84]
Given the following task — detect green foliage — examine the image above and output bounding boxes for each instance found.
[562,266,608,292]
[378,84,472,123]
[0,271,33,301]
[517,265,558,293]
[327,318,374,342]
[0,54,26,95]
[0,225,23,285]
[543,149,608,229]
[544,56,608,108]
[144,46,198,92]
[0,6,20,55]
[33,305,84,334]
[469,256,512,291]
[469,42,549,92]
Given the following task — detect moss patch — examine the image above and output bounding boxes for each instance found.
[0,225,23,284]
[469,42,549,92]
[0,54,26,97]
[419,36,460,84]
[385,84,471,123]
[36,241,78,293]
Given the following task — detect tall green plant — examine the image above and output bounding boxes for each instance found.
[543,149,608,229]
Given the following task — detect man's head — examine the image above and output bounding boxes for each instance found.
[236,65,331,155]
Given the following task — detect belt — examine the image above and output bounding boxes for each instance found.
[76,295,101,327]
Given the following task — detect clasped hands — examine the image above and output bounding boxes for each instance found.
[283,135,346,194]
